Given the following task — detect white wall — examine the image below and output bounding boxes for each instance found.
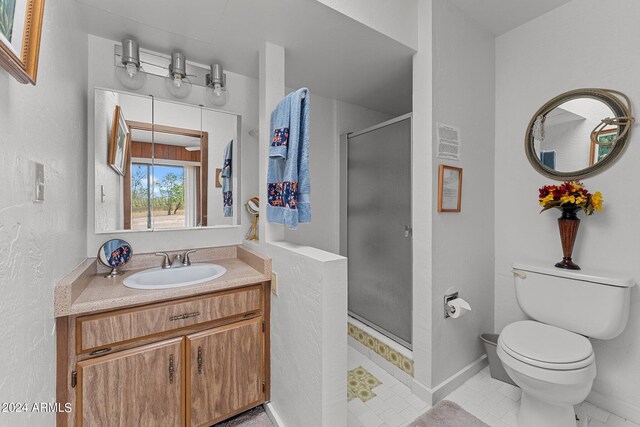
[495,0,640,421]
[0,1,88,425]
[429,0,495,389]
[282,89,392,253]
[86,35,259,255]
[94,90,122,231]
[315,0,418,50]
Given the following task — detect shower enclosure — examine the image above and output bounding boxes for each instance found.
[341,114,412,348]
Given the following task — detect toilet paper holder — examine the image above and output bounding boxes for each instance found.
[444,292,459,318]
[444,292,472,319]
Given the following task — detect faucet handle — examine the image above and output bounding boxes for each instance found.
[183,250,197,266]
[155,252,171,269]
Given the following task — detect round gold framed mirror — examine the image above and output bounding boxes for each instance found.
[525,88,634,180]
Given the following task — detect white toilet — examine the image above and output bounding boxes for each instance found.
[497,262,635,427]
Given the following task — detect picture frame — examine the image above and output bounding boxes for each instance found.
[589,127,617,166]
[438,164,463,212]
[0,0,45,84]
[109,105,130,176]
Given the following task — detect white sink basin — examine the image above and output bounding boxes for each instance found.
[123,263,227,290]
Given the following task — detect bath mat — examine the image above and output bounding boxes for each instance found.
[213,406,273,427]
[408,400,489,427]
[347,366,382,402]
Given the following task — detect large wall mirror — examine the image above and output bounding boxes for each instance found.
[94,88,241,233]
[525,88,634,180]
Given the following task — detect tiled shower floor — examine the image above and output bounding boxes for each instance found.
[347,344,640,427]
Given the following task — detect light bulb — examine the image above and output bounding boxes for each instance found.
[206,83,229,107]
[164,73,192,99]
[115,62,147,90]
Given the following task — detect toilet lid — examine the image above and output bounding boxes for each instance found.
[500,321,593,369]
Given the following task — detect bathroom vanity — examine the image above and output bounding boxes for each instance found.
[54,245,271,427]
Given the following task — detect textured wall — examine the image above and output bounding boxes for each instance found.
[0,1,88,425]
[495,0,640,421]
[430,0,495,386]
[260,242,348,427]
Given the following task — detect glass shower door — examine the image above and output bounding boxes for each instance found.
[347,116,412,347]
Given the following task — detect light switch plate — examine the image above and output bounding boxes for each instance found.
[271,271,278,295]
[35,162,45,202]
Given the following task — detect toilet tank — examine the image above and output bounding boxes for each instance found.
[512,262,635,339]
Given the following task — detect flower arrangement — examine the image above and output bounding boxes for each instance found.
[538,181,603,215]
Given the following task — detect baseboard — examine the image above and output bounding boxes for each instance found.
[587,390,640,425]
[411,355,488,404]
[264,402,286,427]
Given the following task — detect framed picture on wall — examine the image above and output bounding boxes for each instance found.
[0,0,45,84]
[109,105,130,176]
[438,164,463,212]
[589,127,616,166]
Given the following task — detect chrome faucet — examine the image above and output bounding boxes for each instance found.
[155,252,172,269]
[155,250,197,269]
[171,254,184,268]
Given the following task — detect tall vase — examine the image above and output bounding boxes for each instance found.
[555,206,581,270]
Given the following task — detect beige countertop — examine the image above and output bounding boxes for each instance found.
[54,245,271,317]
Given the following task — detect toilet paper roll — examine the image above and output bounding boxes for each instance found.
[447,298,471,319]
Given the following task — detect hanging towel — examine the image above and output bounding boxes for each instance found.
[267,88,311,228]
[222,139,233,217]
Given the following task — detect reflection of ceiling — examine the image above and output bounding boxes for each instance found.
[545,107,585,127]
[130,129,201,148]
[75,0,414,115]
[447,0,572,35]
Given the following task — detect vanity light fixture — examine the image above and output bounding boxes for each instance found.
[165,52,192,99]
[205,63,229,107]
[115,38,147,90]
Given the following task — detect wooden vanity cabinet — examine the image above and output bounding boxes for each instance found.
[76,338,184,427]
[57,282,270,427]
[186,317,264,426]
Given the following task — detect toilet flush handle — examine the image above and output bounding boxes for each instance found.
[512,270,527,279]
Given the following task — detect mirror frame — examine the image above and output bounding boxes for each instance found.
[525,88,633,180]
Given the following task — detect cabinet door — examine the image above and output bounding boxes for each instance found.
[186,317,263,427]
[77,337,184,427]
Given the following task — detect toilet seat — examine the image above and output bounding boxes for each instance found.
[499,320,594,370]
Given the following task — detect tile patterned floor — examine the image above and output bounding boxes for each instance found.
[348,344,640,427]
[349,366,383,402]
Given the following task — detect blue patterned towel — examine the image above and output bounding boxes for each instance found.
[222,139,233,217]
[267,88,311,228]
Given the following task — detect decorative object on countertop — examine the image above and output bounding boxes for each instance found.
[0,0,45,84]
[245,197,259,241]
[538,181,603,270]
[222,139,233,217]
[267,88,311,228]
[97,239,133,277]
[525,88,634,180]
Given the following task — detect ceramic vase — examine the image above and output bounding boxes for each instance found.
[555,206,581,270]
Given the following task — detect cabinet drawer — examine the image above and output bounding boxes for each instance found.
[76,286,261,354]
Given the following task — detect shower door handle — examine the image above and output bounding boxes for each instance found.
[404,226,412,238]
